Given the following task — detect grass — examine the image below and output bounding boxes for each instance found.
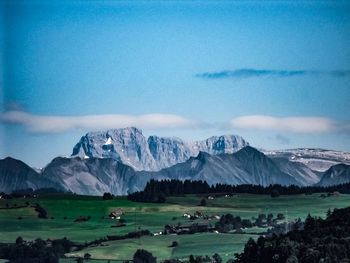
[66,233,258,261]
[0,193,349,261]
[167,193,350,219]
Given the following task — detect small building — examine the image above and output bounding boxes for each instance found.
[109,208,124,219]
[183,213,191,218]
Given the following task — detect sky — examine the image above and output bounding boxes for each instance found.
[1,0,350,167]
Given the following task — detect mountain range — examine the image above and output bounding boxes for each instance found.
[72,127,249,171]
[1,127,350,195]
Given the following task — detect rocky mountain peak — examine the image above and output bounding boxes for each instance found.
[71,127,249,171]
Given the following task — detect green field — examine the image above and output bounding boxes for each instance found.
[1,193,349,261]
[66,233,257,261]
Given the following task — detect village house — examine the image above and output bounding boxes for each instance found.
[109,208,124,219]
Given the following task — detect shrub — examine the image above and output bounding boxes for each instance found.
[133,249,156,263]
[270,190,280,198]
[102,192,114,200]
[84,253,91,260]
[169,241,178,247]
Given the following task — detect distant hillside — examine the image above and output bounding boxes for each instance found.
[139,146,300,187]
[0,157,62,193]
[265,148,350,172]
[272,157,320,185]
[316,164,350,187]
[41,157,142,196]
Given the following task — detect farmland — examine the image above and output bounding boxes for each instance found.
[1,193,349,261]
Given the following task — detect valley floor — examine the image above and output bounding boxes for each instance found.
[1,193,349,262]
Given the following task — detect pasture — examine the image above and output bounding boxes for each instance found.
[0,193,349,261]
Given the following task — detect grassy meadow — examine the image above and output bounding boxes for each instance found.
[1,193,349,261]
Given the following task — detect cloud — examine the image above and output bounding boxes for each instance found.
[0,111,201,133]
[196,69,350,79]
[230,115,349,134]
[2,111,348,136]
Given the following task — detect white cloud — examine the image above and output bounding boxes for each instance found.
[1,111,348,135]
[230,115,345,134]
[0,111,200,133]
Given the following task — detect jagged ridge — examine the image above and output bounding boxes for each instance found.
[71,127,249,171]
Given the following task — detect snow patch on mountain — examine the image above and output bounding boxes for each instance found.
[264,148,350,172]
[105,137,113,145]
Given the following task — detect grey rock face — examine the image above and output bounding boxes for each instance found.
[140,146,301,188]
[41,157,142,195]
[2,147,349,196]
[4,126,350,195]
[42,146,301,195]
[72,127,249,171]
[195,135,249,155]
[0,157,62,193]
[272,157,320,186]
[316,164,350,187]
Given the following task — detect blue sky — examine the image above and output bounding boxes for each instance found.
[1,1,350,167]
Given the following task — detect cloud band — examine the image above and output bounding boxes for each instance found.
[1,111,348,135]
[196,69,350,79]
[0,111,200,133]
[230,115,349,134]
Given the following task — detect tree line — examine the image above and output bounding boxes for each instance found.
[0,188,64,199]
[0,237,75,263]
[127,179,350,203]
[233,206,350,263]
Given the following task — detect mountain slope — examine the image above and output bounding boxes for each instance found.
[316,164,350,187]
[230,146,300,186]
[272,157,320,186]
[140,146,301,187]
[41,157,144,195]
[265,148,350,172]
[71,127,249,171]
[0,157,61,193]
[3,148,349,195]
[33,147,304,195]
